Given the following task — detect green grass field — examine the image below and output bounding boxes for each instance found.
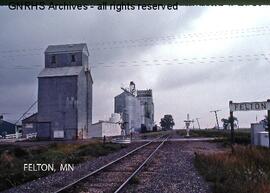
[0,141,126,191]
[176,129,251,145]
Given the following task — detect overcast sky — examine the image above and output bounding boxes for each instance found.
[1,6,270,128]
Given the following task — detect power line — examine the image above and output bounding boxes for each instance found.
[14,101,37,125]
[0,26,270,56]
[0,52,269,70]
[12,31,270,53]
[93,53,269,66]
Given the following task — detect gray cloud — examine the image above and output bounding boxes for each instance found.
[1,6,269,128]
[0,7,206,123]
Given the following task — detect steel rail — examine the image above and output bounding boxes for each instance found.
[114,136,169,193]
[53,135,165,193]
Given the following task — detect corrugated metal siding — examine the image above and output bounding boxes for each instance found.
[137,95,154,131]
[114,92,142,134]
[38,76,78,139]
[77,70,93,139]
[89,123,102,138]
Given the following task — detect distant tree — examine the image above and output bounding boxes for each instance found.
[230,116,238,129]
[222,116,238,130]
[160,115,175,130]
[260,115,268,129]
[221,118,229,130]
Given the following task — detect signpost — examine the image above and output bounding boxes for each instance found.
[229,101,268,112]
[184,114,193,137]
[229,100,270,152]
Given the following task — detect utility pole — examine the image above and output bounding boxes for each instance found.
[229,101,234,153]
[210,110,221,129]
[196,118,201,129]
[267,99,270,148]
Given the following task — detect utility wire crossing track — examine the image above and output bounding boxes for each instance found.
[54,136,169,193]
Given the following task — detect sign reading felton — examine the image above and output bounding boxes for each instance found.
[229,101,269,112]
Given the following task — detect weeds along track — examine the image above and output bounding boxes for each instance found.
[54,135,169,193]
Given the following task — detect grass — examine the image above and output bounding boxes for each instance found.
[0,141,126,191]
[130,176,140,184]
[194,145,270,193]
[176,129,251,145]
[139,130,171,138]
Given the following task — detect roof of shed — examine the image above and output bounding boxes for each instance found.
[45,43,88,54]
[22,113,38,124]
[38,66,83,78]
[0,120,16,135]
[92,120,119,125]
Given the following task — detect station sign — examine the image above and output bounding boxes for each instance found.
[229,101,269,112]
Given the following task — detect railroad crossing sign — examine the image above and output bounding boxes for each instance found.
[229,100,270,150]
[184,114,194,137]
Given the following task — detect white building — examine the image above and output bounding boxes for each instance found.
[114,91,142,134]
[114,82,155,134]
[89,113,122,138]
[114,81,154,134]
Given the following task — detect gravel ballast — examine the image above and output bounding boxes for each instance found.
[4,140,223,193]
[124,141,220,193]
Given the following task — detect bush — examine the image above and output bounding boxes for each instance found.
[13,147,29,157]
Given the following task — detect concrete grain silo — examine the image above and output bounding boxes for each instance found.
[114,82,154,134]
[137,89,154,131]
[114,91,142,134]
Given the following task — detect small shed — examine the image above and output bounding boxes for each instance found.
[258,131,269,147]
[251,123,265,145]
[22,113,38,137]
[0,120,16,137]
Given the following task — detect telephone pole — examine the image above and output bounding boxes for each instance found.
[196,118,201,129]
[210,110,221,129]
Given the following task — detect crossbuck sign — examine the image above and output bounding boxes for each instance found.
[229,101,269,112]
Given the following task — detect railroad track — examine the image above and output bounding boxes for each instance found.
[54,135,169,193]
